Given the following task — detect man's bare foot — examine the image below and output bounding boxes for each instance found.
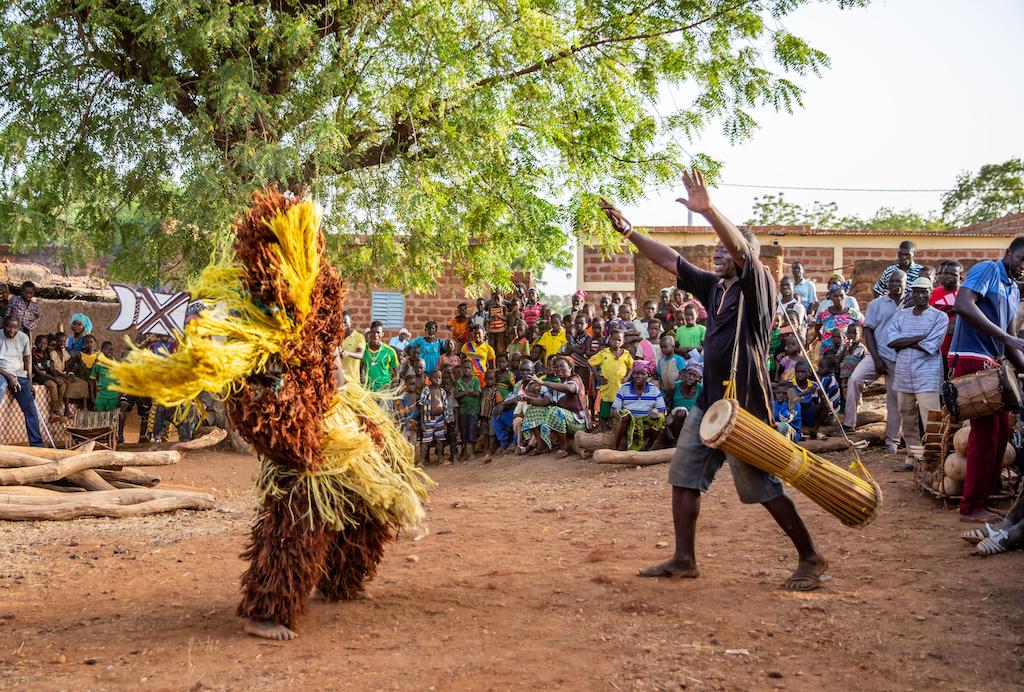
[781,555,829,591]
[244,618,297,640]
[637,559,699,579]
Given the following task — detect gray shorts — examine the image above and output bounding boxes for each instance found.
[668,404,784,504]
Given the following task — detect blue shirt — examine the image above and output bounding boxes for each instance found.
[792,279,817,308]
[949,259,1020,361]
[408,336,442,375]
[612,381,666,417]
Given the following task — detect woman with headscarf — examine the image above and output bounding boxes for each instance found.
[65,312,93,355]
[815,274,861,314]
[814,283,864,355]
[519,356,589,459]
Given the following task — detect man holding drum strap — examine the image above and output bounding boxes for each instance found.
[950,239,1024,523]
[599,170,827,591]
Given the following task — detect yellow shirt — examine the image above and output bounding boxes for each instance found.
[535,330,567,361]
[341,331,366,385]
[588,348,634,402]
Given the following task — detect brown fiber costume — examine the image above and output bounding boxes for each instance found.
[231,189,391,627]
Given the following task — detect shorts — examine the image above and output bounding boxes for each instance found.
[422,414,447,443]
[599,400,613,420]
[668,404,784,505]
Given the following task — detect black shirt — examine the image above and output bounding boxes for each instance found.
[675,247,776,422]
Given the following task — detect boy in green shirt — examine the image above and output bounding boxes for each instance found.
[362,321,399,391]
[454,361,482,460]
[673,303,706,356]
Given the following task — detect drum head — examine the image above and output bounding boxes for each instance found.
[1001,361,1023,408]
[699,399,738,449]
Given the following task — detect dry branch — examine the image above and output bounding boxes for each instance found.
[0,494,216,521]
[96,469,160,487]
[574,431,614,452]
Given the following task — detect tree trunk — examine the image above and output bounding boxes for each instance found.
[592,448,675,465]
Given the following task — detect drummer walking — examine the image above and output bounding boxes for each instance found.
[950,239,1024,523]
[600,170,827,591]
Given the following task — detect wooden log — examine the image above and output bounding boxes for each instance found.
[0,489,213,505]
[855,410,885,426]
[29,483,85,493]
[0,450,180,486]
[574,431,615,452]
[0,495,216,521]
[0,452,54,468]
[172,427,227,451]
[96,469,160,487]
[593,447,675,466]
[0,486,69,496]
[108,480,146,489]
[800,422,888,453]
[0,445,80,460]
[65,470,117,492]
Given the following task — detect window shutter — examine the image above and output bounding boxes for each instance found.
[371,291,405,329]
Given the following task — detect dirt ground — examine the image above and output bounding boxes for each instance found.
[2,443,1023,691]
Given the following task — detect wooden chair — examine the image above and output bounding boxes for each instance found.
[65,409,119,451]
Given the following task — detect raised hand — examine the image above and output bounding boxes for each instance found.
[598,197,632,236]
[675,168,711,215]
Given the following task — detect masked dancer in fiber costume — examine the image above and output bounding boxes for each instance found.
[104,187,431,640]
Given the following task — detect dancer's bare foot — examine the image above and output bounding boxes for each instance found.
[781,554,828,591]
[244,618,297,640]
[637,559,699,579]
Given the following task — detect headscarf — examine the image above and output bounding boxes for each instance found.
[70,312,93,334]
[572,290,587,300]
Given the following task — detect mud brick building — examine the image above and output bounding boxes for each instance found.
[580,213,1024,307]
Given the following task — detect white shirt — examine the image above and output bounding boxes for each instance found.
[0,331,30,378]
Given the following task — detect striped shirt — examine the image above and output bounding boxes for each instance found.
[612,381,666,417]
[873,261,923,296]
[890,305,948,393]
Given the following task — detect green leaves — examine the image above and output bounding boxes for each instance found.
[941,158,1024,228]
[0,0,862,289]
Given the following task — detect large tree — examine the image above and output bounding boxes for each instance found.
[0,0,864,289]
[941,158,1024,228]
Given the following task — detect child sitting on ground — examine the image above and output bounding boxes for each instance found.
[31,334,66,421]
[815,354,842,430]
[514,379,543,454]
[773,382,802,441]
[790,359,823,439]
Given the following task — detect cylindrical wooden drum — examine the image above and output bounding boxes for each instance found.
[944,361,1022,422]
[699,398,880,528]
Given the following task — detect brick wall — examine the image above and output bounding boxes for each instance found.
[633,245,784,305]
[341,270,532,340]
[581,245,634,284]
[784,246,835,282]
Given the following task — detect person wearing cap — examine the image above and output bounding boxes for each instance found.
[65,312,93,355]
[887,276,949,468]
[389,328,412,353]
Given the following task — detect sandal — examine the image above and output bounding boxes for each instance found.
[977,529,1010,556]
[961,522,1000,545]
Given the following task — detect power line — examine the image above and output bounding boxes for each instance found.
[720,183,950,193]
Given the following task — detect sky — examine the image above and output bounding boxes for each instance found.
[539,0,1024,295]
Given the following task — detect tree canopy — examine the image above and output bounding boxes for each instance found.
[746,158,1024,231]
[744,193,944,230]
[1,0,866,289]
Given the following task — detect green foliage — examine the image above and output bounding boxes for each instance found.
[0,0,863,289]
[941,158,1024,228]
[746,194,943,230]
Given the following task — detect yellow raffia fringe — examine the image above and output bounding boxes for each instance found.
[255,384,433,532]
[103,200,320,407]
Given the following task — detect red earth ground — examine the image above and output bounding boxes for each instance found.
[1,445,1023,691]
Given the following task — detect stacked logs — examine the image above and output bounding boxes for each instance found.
[0,429,227,521]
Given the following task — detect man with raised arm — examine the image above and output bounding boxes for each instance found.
[599,169,828,591]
